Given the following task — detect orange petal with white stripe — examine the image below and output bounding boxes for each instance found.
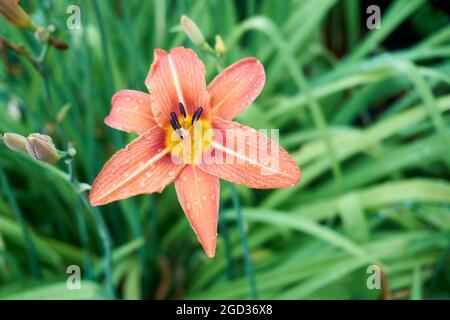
[145,48,210,127]
[199,117,301,189]
[105,90,156,134]
[174,165,220,258]
[208,57,265,120]
[89,127,185,206]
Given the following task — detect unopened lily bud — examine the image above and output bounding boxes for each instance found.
[180,15,206,48]
[2,132,27,153]
[26,133,59,163]
[56,104,71,123]
[0,0,36,30]
[214,35,226,55]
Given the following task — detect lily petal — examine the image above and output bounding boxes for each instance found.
[90,127,184,206]
[208,57,265,120]
[145,47,210,127]
[105,90,156,134]
[199,117,300,189]
[174,165,219,258]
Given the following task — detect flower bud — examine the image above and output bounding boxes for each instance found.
[214,35,226,55]
[2,132,27,153]
[56,104,71,123]
[47,24,55,33]
[26,133,59,163]
[67,146,77,158]
[0,0,36,30]
[180,15,206,48]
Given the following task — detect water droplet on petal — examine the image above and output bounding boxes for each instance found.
[186,202,191,210]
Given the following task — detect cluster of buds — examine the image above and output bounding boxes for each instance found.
[35,24,68,50]
[180,15,226,56]
[2,132,61,164]
[0,0,68,50]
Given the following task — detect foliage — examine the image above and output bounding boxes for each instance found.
[0,0,449,299]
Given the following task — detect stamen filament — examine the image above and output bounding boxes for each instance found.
[176,128,184,139]
[170,113,184,139]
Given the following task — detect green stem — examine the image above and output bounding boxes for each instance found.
[211,39,250,287]
[344,0,360,51]
[66,159,92,278]
[147,196,159,255]
[37,43,50,64]
[229,183,258,299]
[80,195,115,299]
[66,160,115,299]
[218,203,235,280]
[0,168,41,278]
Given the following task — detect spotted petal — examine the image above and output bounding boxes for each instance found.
[145,47,210,128]
[174,165,220,258]
[199,117,301,189]
[208,57,265,120]
[90,127,185,206]
[105,90,156,134]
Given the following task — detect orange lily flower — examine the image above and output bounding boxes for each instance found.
[89,47,301,257]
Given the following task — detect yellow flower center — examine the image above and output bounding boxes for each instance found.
[165,114,214,164]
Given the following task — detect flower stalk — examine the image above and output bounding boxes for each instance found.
[2,132,79,165]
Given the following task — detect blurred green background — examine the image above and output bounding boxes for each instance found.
[0,0,450,299]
